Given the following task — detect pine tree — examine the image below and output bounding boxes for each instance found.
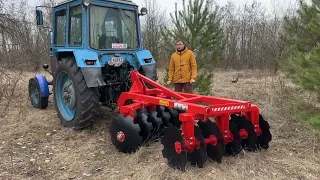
[160,0,225,95]
[282,0,320,100]
[281,0,320,129]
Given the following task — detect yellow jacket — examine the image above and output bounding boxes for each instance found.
[168,47,197,83]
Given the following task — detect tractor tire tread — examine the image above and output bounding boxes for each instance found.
[40,97,49,109]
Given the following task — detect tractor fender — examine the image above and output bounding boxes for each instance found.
[54,49,106,88]
[80,67,106,87]
[135,50,158,81]
[71,49,106,87]
[35,74,50,97]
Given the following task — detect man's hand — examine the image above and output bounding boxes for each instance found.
[190,79,195,84]
[167,81,171,84]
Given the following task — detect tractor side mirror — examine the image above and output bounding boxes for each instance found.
[36,10,44,26]
[139,7,147,16]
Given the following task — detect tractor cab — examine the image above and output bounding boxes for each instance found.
[35,0,155,81]
[30,0,157,125]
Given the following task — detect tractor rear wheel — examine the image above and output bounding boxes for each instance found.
[53,57,100,130]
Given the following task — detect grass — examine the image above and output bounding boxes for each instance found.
[296,105,320,131]
[0,68,319,179]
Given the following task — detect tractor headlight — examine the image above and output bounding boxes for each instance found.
[82,0,91,7]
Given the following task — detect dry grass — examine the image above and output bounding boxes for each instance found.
[0,68,319,180]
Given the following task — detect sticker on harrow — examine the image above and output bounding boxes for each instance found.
[159,100,169,106]
[212,105,246,112]
[174,102,188,111]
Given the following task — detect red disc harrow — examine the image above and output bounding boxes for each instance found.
[109,70,272,171]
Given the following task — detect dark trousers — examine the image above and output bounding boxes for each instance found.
[174,83,193,93]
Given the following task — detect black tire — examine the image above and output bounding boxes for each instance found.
[28,77,48,109]
[53,57,100,130]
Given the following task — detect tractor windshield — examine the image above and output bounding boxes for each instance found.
[90,5,139,50]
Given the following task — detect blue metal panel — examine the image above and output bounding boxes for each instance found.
[73,49,102,67]
[100,53,137,68]
[135,50,156,66]
[35,74,50,97]
[53,48,102,67]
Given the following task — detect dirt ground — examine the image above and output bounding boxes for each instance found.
[0,69,319,180]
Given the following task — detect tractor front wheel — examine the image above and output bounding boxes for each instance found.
[53,57,100,130]
[28,77,48,109]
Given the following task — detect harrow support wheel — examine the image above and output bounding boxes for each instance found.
[110,114,143,153]
[198,120,225,163]
[160,126,188,171]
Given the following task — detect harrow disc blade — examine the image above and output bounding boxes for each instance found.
[147,110,163,137]
[225,121,242,156]
[134,110,153,141]
[231,114,258,151]
[156,105,165,117]
[257,114,272,149]
[156,106,172,127]
[109,114,143,153]
[165,108,181,127]
[198,120,225,163]
[187,126,207,168]
[160,126,188,171]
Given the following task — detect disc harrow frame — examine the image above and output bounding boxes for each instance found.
[112,70,271,170]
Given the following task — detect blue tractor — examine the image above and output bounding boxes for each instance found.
[28,0,157,130]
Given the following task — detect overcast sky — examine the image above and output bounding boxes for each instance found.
[27,0,299,16]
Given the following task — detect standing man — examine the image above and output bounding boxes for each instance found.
[167,40,197,93]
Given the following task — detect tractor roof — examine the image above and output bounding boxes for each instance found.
[55,0,137,7]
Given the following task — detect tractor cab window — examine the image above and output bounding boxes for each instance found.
[54,10,66,46]
[90,5,138,50]
[69,5,82,46]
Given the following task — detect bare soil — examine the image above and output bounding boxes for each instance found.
[0,69,319,180]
